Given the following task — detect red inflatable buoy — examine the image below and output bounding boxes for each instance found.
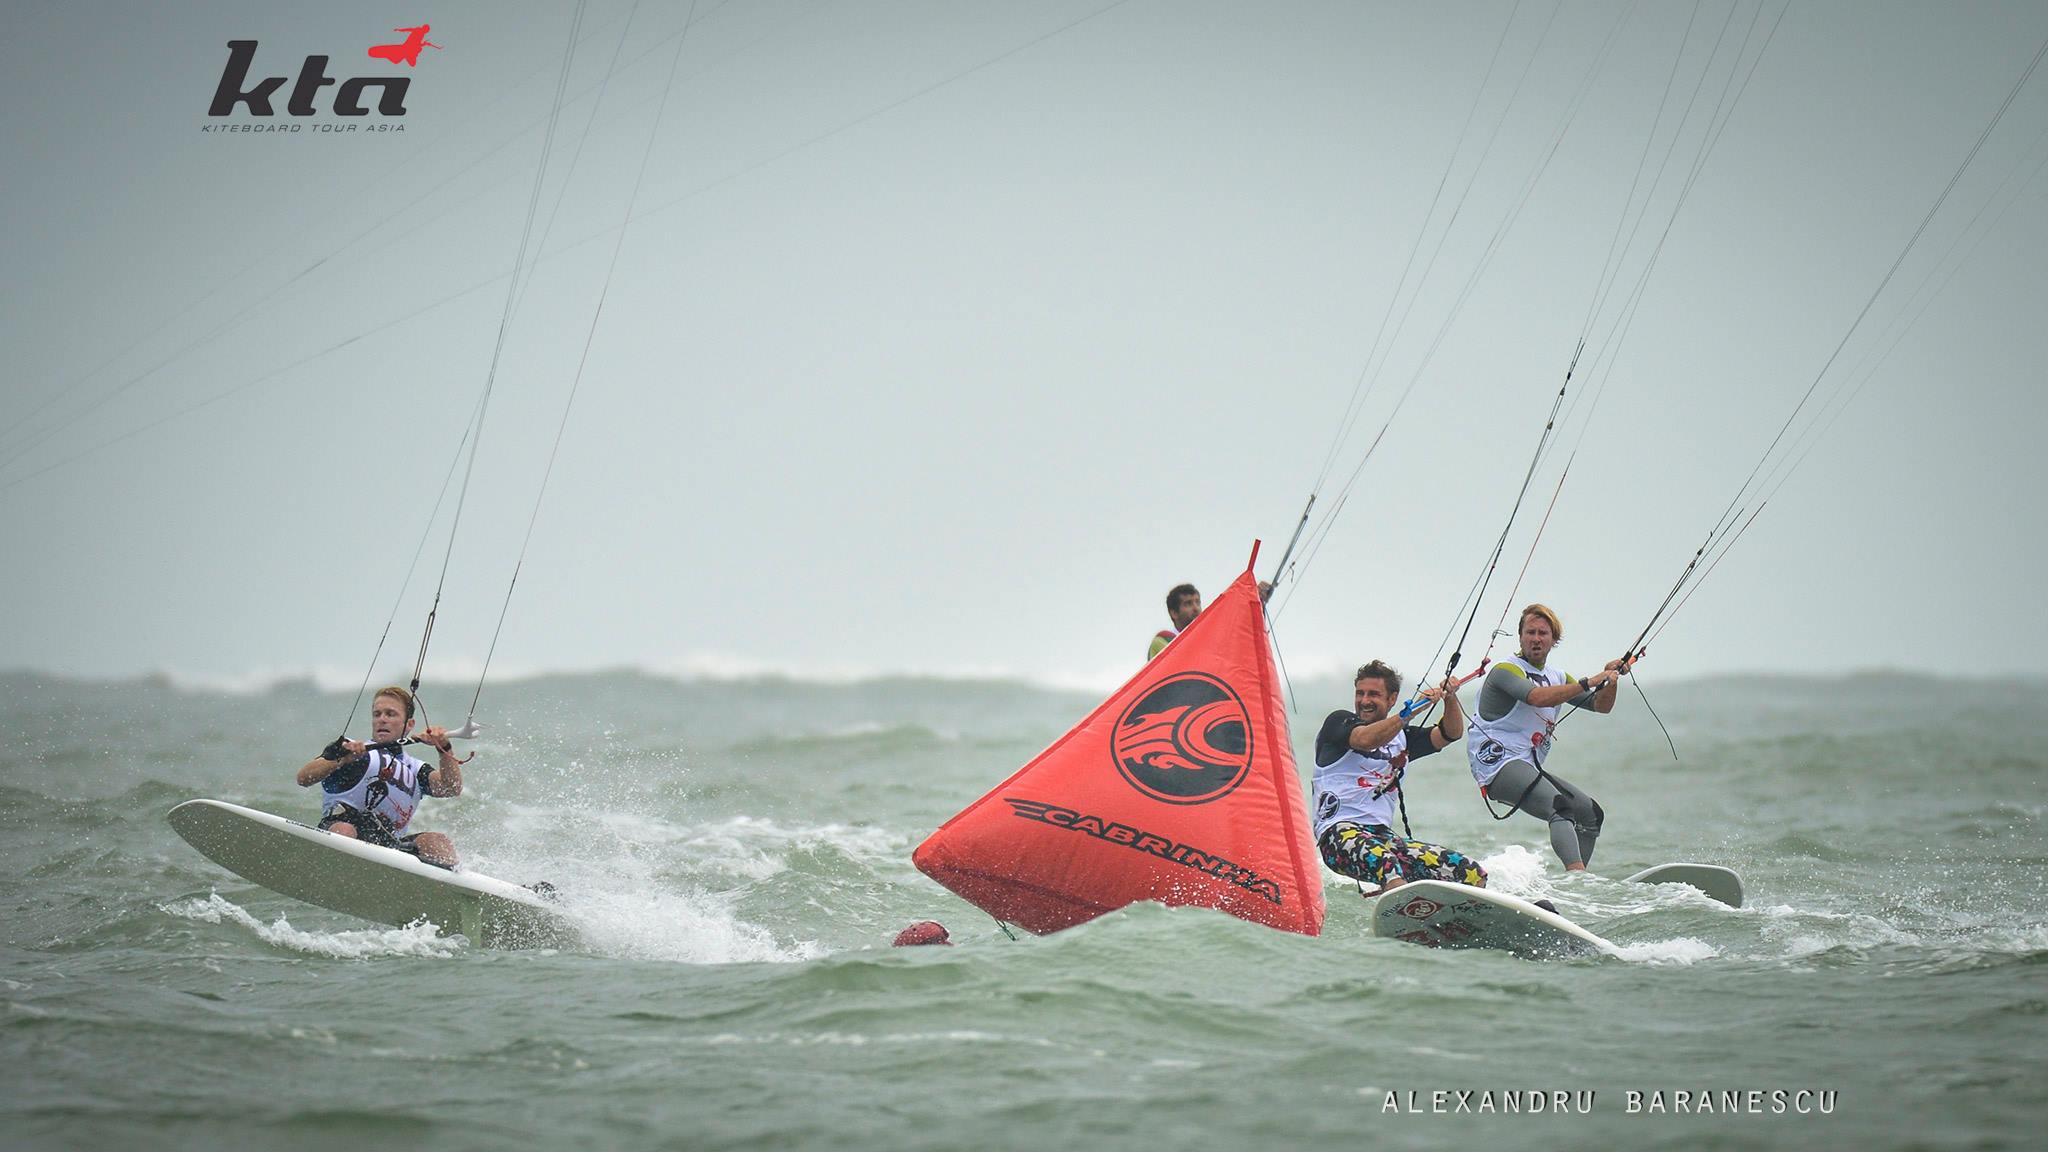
[892,920,951,947]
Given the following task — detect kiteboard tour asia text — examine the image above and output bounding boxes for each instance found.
[200,124,405,134]
[1380,1089,1839,1115]
[1003,798,1284,906]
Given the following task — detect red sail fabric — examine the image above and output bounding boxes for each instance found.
[913,563,1324,936]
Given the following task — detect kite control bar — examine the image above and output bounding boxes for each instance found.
[1398,664,1490,720]
[322,716,484,763]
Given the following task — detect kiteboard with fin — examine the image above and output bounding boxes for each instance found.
[167,799,575,949]
[1370,879,1617,959]
[1625,862,1743,907]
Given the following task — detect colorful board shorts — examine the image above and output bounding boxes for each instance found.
[1317,821,1487,889]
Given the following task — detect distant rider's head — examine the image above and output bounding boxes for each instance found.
[1166,583,1201,630]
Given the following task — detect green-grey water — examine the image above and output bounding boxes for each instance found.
[3,669,2042,1150]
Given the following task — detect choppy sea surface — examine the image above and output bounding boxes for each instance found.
[2,668,2042,1150]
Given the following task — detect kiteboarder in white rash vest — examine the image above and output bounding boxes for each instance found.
[1312,661,1487,893]
[1466,604,1630,872]
[295,685,463,867]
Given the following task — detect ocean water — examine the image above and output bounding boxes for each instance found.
[2,668,2042,1150]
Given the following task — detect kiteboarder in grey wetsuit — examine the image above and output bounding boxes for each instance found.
[1464,604,1631,871]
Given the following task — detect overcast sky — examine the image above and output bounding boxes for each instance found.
[3,0,2045,694]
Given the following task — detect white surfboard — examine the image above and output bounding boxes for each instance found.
[1625,862,1743,907]
[167,799,575,949]
[1370,879,1617,959]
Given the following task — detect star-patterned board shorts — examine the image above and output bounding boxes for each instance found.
[1317,822,1487,890]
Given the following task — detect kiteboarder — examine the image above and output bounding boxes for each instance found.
[1147,579,1274,660]
[1465,604,1628,871]
[295,686,464,867]
[1313,661,1486,893]
[1147,584,1202,660]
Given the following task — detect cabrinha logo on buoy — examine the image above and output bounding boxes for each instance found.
[1110,672,1253,806]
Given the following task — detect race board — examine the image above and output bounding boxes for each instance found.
[1625,862,1743,907]
[1370,879,1617,958]
[167,799,575,949]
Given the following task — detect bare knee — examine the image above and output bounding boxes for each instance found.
[414,833,456,867]
[329,822,359,839]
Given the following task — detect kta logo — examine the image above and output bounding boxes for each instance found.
[209,24,440,117]
[1110,672,1253,806]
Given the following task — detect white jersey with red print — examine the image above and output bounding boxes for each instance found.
[1312,727,1419,839]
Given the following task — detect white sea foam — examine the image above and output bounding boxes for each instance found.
[1759,907,1919,954]
[695,1030,1054,1047]
[558,812,909,883]
[1473,844,1552,896]
[160,893,464,959]
[478,815,835,964]
[1612,937,1719,964]
[163,864,817,967]
[430,804,857,964]
[1406,1045,1484,1061]
[1991,922,2048,952]
[1732,908,2047,965]
[563,884,826,965]
[689,814,905,861]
